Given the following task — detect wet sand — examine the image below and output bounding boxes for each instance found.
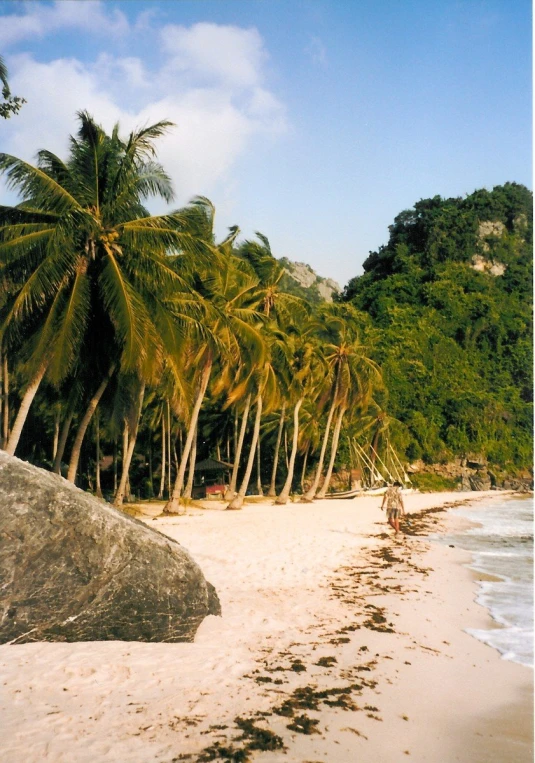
[1,490,532,762]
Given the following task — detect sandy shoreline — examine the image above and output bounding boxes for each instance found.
[1,490,533,762]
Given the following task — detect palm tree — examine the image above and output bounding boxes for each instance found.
[164,240,266,513]
[113,377,146,506]
[315,308,381,499]
[224,392,252,500]
[226,325,281,510]
[301,305,380,500]
[226,361,277,510]
[236,233,308,500]
[0,112,204,465]
[267,402,286,497]
[275,332,319,504]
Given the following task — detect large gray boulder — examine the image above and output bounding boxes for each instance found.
[0,453,220,644]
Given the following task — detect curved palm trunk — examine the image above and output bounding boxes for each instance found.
[275,398,303,505]
[67,364,115,484]
[5,362,48,456]
[167,401,172,498]
[52,410,60,463]
[182,423,197,500]
[114,383,145,506]
[95,409,103,499]
[368,425,381,479]
[158,410,166,499]
[53,401,76,474]
[301,397,337,502]
[300,445,309,493]
[316,406,346,499]
[268,402,286,497]
[224,394,251,501]
[165,359,212,514]
[256,435,263,495]
[1,354,9,448]
[227,394,262,510]
[113,438,118,493]
[148,435,154,498]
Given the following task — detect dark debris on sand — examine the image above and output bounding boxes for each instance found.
[177,504,449,762]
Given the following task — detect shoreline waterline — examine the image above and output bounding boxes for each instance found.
[435,494,534,669]
[1,490,532,762]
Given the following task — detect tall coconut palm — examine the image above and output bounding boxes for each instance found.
[315,309,381,499]
[301,370,338,502]
[164,244,266,513]
[226,360,277,510]
[0,112,204,463]
[237,233,308,499]
[226,323,282,510]
[275,331,320,505]
[267,401,286,497]
[224,392,252,500]
[113,377,146,506]
[301,305,380,500]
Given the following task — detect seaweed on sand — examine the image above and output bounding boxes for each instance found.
[188,717,285,762]
[273,682,365,719]
[287,714,321,734]
[314,655,337,667]
[234,717,285,752]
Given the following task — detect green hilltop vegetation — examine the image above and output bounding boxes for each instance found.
[339,182,533,472]
[0,112,531,507]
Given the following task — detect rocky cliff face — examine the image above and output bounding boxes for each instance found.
[471,219,509,276]
[0,453,220,644]
[279,257,340,303]
[407,457,533,492]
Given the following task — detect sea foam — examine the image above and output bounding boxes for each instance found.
[439,496,533,668]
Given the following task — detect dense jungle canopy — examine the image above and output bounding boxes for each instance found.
[339,182,533,470]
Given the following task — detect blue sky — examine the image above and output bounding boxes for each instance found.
[0,0,531,287]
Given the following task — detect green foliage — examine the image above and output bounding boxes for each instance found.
[341,183,533,470]
[410,472,459,492]
[0,55,26,119]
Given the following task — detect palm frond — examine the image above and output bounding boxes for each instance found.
[47,264,90,384]
[0,154,81,215]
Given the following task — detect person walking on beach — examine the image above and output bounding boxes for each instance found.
[381,481,405,536]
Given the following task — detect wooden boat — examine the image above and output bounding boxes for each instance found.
[323,485,415,500]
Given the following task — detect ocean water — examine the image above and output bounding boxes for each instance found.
[438,496,533,668]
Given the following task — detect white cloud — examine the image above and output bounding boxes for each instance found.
[0,0,129,47]
[0,19,287,209]
[161,22,266,88]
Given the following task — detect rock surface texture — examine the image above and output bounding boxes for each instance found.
[0,453,220,644]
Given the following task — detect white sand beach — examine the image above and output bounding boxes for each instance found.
[1,490,533,762]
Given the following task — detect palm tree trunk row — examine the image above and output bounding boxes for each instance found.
[66,364,116,483]
[227,393,263,510]
[268,402,286,497]
[275,397,303,505]
[302,396,337,501]
[316,405,346,499]
[224,394,251,501]
[165,357,212,514]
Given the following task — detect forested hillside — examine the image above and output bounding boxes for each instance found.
[340,183,533,471]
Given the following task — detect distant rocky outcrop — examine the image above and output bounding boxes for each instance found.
[408,457,533,493]
[279,257,340,303]
[0,453,220,644]
[471,254,506,276]
[472,219,509,275]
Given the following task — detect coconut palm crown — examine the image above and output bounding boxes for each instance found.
[0,111,207,454]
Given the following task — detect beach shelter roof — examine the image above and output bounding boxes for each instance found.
[194,458,233,473]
